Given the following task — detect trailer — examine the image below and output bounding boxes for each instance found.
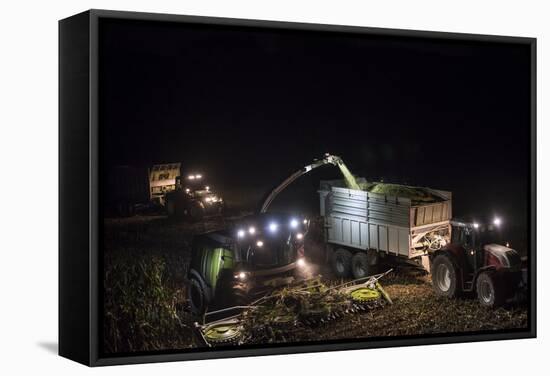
[319,178,452,278]
[105,163,181,216]
[149,163,182,205]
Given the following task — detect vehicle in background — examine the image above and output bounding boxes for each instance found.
[149,163,181,205]
[187,213,309,314]
[164,173,224,221]
[431,218,523,307]
[105,163,181,216]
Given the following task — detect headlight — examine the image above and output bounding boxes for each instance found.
[235,272,247,280]
[493,217,501,226]
[248,226,256,235]
[196,174,202,179]
[296,233,304,240]
[296,258,306,268]
[188,175,195,180]
[256,240,264,247]
[473,222,480,229]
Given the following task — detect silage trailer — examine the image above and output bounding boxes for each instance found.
[319,178,453,278]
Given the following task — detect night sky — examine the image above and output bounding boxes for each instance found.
[99,18,531,238]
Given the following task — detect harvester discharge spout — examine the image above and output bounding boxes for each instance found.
[260,153,361,213]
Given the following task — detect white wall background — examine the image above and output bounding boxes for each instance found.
[0,0,546,374]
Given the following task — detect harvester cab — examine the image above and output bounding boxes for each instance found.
[165,173,224,220]
[431,218,523,307]
[187,213,310,315]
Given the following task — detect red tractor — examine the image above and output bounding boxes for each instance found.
[431,219,523,308]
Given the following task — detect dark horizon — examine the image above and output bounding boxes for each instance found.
[99,18,531,232]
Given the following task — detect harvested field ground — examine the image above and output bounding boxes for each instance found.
[102,215,528,354]
[311,272,527,341]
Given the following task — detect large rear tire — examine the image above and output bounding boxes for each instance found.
[431,253,459,298]
[476,271,505,308]
[351,252,372,279]
[366,249,379,274]
[331,248,352,278]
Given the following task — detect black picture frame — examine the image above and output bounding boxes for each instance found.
[59,9,537,367]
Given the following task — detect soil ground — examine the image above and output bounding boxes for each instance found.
[102,215,528,353]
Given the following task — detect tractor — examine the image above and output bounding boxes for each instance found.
[431,218,523,308]
[187,213,310,315]
[164,173,224,221]
[186,155,346,315]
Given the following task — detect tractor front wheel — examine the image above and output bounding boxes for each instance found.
[476,271,505,308]
[431,253,459,298]
[189,203,205,222]
[331,248,352,278]
[188,277,210,315]
[165,199,176,217]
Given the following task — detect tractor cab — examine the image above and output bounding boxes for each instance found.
[452,219,506,248]
[187,213,310,314]
[451,220,506,270]
[165,173,224,220]
[432,217,522,307]
[175,173,209,195]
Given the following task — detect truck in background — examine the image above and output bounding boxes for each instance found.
[105,163,181,216]
[149,163,182,205]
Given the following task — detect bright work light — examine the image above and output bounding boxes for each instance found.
[269,222,278,232]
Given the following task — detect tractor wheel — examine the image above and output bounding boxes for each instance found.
[165,199,176,217]
[188,277,210,315]
[351,252,372,279]
[431,253,459,298]
[331,248,352,278]
[189,203,204,222]
[476,271,505,308]
[217,202,225,216]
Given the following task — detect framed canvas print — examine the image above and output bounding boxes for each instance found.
[59,9,536,366]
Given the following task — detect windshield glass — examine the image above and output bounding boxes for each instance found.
[240,240,297,268]
[477,226,505,245]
